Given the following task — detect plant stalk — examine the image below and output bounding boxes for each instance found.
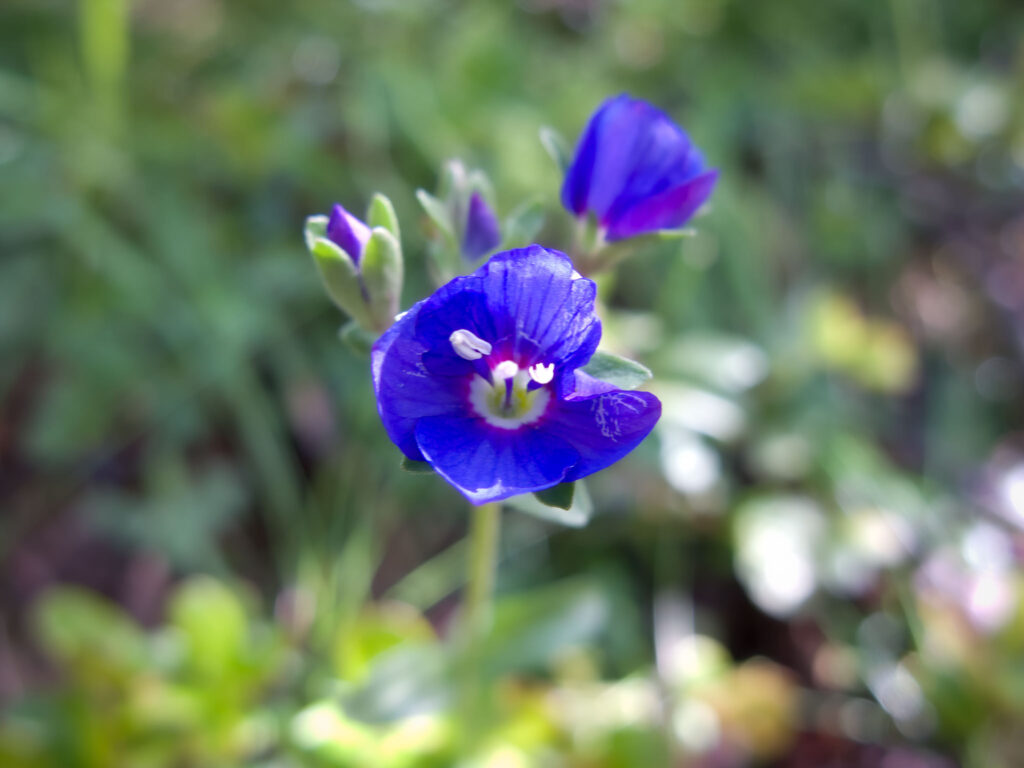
[458,500,501,753]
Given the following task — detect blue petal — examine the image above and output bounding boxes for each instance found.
[461,192,502,262]
[605,170,718,241]
[371,303,469,461]
[327,203,372,265]
[540,389,661,482]
[561,96,622,216]
[415,415,579,504]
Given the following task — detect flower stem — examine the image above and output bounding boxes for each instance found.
[463,500,501,644]
[458,500,501,752]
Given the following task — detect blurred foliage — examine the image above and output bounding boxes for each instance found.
[3,0,1024,766]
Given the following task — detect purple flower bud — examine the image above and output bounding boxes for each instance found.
[461,192,502,262]
[371,246,661,504]
[562,94,718,241]
[327,203,372,265]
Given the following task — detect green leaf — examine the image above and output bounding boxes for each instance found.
[343,643,451,723]
[480,576,610,676]
[360,227,403,332]
[582,350,653,389]
[33,587,147,672]
[539,126,572,174]
[339,320,375,356]
[415,189,454,241]
[658,227,697,240]
[533,481,574,510]
[401,456,435,473]
[168,577,249,680]
[503,199,545,248]
[505,480,593,527]
[367,193,401,242]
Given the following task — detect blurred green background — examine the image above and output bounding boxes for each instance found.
[3,0,1024,766]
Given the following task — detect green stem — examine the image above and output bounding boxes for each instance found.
[463,501,501,644]
[458,500,501,754]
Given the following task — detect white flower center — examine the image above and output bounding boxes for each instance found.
[469,368,551,429]
[449,330,555,429]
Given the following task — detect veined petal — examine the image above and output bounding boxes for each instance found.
[415,415,579,504]
[541,389,661,482]
[372,303,469,460]
[477,246,601,367]
[412,246,600,370]
[605,170,718,242]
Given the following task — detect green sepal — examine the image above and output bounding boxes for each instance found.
[304,214,329,250]
[339,320,375,357]
[367,193,401,242]
[533,482,574,510]
[415,189,455,242]
[400,457,435,474]
[361,227,403,333]
[306,218,373,329]
[504,481,593,528]
[539,126,572,174]
[503,199,545,248]
[582,350,652,390]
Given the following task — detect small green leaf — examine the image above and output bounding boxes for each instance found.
[367,193,401,242]
[360,227,403,333]
[339,320,375,356]
[539,126,572,174]
[415,189,454,240]
[582,350,652,389]
[505,481,593,527]
[401,456,435,474]
[533,481,574,510]
[503,199,545,248]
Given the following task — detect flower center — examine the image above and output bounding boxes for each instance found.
[451,329,554,430]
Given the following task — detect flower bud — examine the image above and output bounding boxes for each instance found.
[304,194,405,336]
[562,94,718,242]
[461,191,501,262]
[416,160,502,282]
[304,214,374,330]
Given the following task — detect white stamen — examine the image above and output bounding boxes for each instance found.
[529,362,554,385]
[493,360,520,381]
[449,329,492,360]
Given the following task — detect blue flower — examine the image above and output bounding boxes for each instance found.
[371,246,661,504]
[461,191,502,262]
[327,203,372,265]
[562,94,718,241]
